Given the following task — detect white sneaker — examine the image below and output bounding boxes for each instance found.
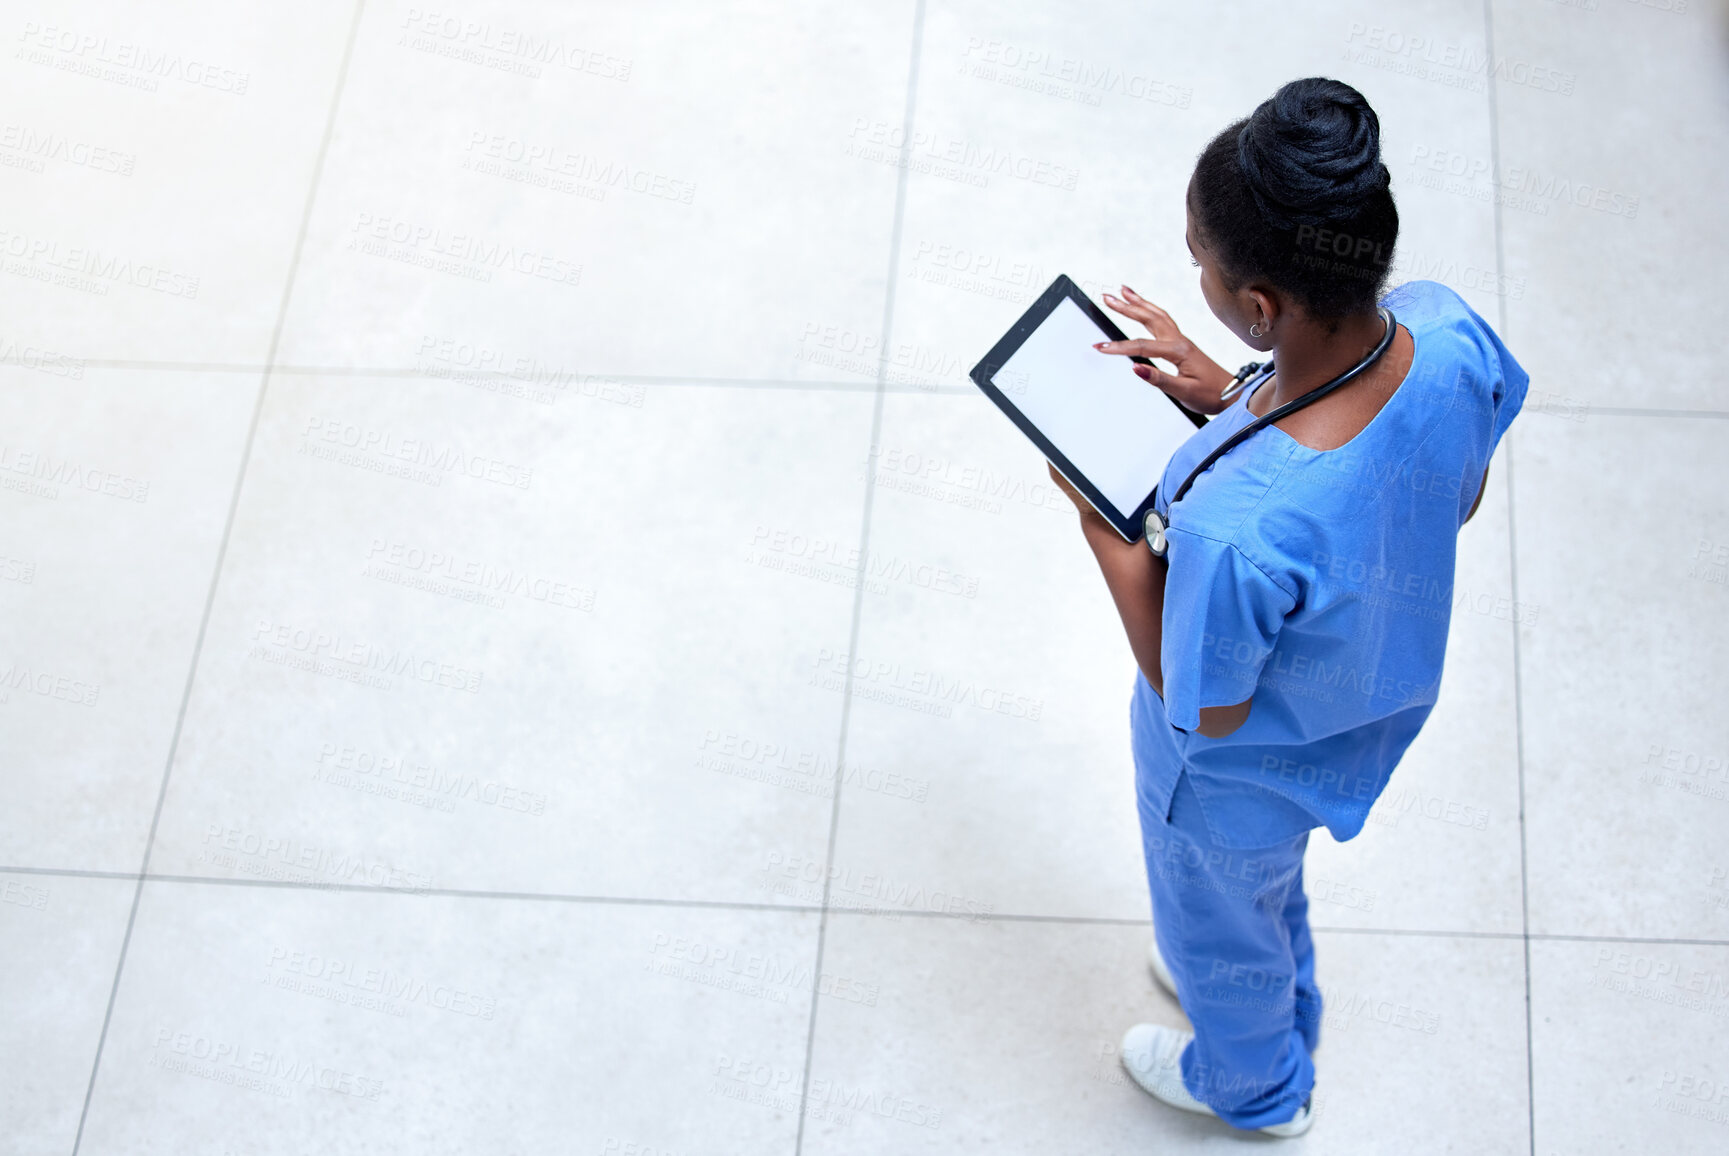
[1147,937,1178,997]
[1119,1023,1315,1137]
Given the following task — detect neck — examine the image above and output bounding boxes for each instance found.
[1265,309,1386,408]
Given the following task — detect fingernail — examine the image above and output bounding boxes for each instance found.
[1133,365,1151,379]
[1093,342,1108,349]
[1123,286,1138,297]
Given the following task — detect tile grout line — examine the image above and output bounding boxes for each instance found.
[1508,437,1537,1155]
[793,4,926,1152]
[48,359,1729,427]
[49,357,1729,420]
[14,858,1729,945]
[1,866,143,882]
[1580,406,1729,420]
[64,360,951,394]
[1521,932,1729,947]
[67,3,370,1150]
[1480,6,1536,1155]
[53,359,1729,421]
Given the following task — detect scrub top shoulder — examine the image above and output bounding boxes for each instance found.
[1132,279,1529,848]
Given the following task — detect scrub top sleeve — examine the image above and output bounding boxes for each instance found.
[1159,531,1297,732]
[1464,297,1531,454]
[1487,338,1530,455]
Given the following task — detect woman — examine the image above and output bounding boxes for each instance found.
[1049,78,1527,1136]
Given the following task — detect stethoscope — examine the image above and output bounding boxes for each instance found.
[1143,307,1397,557]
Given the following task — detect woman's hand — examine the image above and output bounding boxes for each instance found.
[1096,286,1235,416]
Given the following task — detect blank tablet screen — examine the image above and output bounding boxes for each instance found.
[990,296,1200,519]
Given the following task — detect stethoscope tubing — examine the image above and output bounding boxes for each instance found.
[1166,306,1397,509]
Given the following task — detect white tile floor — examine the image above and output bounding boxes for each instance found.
[3,1,1724,1152]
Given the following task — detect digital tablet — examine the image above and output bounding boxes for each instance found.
[969,274,1206,541]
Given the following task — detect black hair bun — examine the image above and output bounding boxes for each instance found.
[1236,77,1390,229]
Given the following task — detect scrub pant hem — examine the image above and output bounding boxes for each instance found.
[1139,769,1320,1131]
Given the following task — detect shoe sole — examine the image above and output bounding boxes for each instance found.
[1120,1047,1317,1138]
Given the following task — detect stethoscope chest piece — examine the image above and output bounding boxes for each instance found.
[1143,508,1168,557]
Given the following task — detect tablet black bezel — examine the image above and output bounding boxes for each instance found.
[968,274,1207,542]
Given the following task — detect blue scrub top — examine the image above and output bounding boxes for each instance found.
[1131,280,1529,849]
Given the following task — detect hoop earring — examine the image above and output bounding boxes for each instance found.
[1249,320,1267,338]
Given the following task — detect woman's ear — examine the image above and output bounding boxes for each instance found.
[1239,286,1279,347]
[1247,287,1279,331]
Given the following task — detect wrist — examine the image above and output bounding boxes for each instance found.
[1189,360,1236,415]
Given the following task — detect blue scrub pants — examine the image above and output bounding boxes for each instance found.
[1136,769,1320,1130]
